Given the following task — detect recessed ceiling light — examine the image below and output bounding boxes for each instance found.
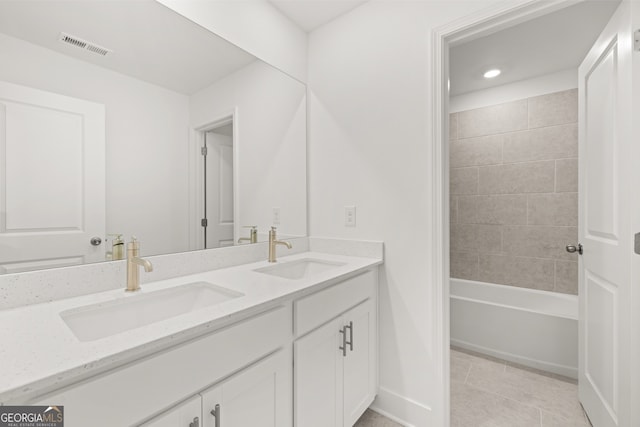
[483,69,501,79]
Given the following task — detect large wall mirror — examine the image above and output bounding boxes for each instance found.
[0,0,307,274]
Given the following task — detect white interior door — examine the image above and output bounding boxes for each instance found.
[0,81,105,273]
[577,2,638,426]
[205,129,234,248]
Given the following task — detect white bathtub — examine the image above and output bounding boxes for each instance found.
[450,279,578,379]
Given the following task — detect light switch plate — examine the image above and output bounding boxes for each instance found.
[345,206,356,227]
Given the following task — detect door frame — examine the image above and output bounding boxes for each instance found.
[431,1,590,425]
[188,108,239,250]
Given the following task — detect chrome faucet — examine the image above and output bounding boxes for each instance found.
[238,226,258,244]
[126,237,153,292]
[268,227,291,262]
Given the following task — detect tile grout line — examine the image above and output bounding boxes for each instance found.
[463,377,576,423]
[463,364,472,384]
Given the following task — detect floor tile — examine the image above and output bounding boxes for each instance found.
[466,359,583,420]
[452,381,542,426]
[541,409,591,427]
[451,348,588,425]
[354,409,403,427]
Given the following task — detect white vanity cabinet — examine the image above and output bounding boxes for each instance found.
[294,270,378,427]
[143,350,291,427]
[31,305,292,427]
[19,262,380,427]
[141,396,202,427]
[200,350,291,427]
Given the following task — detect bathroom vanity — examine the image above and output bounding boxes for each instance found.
[0,246,381,427]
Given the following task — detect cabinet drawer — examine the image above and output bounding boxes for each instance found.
[32,304,291,427]
[294,269,376,337]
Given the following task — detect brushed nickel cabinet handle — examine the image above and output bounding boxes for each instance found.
[339,327,347,357]
[345,321,353,352]
[210,404,221,427]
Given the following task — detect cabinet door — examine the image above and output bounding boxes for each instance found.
[294,318,344,427]
[201,350,292,427]
[141,395,202,427]
[343,299,376,427]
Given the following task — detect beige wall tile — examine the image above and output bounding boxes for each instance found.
[477,225,503,254]
[478,254,555,291]
[451,223,502,253]
[451,167,478,195]
[503,226,578,260]
[503,123,578,163]
[479,161,555,194]
[458,99,528,139]
[457,196,478,224]
[528,193,578,226]
[529,89,578,129]
[458,195,527,225]
[451,195,458,224]
[450,89,579,295]
[450,251,479,280]
[555,260,578,295]
[556,158,578,192]
[449,112,458,140]
[450,134,503,168]
[451,223,476,252]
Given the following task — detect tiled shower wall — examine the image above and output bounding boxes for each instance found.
[449,89,579,294]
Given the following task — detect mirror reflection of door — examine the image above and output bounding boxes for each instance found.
[0,82,105,273]
[204,123,234,249]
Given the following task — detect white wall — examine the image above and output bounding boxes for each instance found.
[0,33,191,257]
[190,60,307,241]
[156,0,308,83]
[307,1,499,425]
[450,67,578,112]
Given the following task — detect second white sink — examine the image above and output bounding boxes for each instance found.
[61,282,244,342]
[255,258,346,280]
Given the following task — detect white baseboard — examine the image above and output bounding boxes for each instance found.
[451,339,578,380]
[369,386,432,427]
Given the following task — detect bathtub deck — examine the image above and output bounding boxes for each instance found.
[451,348,591,426]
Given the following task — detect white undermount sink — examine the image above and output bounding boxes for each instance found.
[254,258,346,280]
[60,282,244,342]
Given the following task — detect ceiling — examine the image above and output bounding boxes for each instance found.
[269,0,369,32]
[450,0,620,96]
[0,1,257,95]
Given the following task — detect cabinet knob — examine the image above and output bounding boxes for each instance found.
[210,404,221,427]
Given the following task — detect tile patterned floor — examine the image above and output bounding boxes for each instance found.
[451,348,592,427]
[355,409,403,427]
[354,348,591,426]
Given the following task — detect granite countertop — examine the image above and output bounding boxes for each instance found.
[0,251,382,403]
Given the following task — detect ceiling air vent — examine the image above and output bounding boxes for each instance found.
[58,33,111,57]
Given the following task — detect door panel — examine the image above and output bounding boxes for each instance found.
[205,130,234,248]
[294,318,343,427]
[578,2,635,425]
[584,43,617,240]
[0,81,105,272]
[202,351,291,427]
[343,300,376,427]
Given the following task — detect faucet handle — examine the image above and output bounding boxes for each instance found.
[127,236,140,251]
